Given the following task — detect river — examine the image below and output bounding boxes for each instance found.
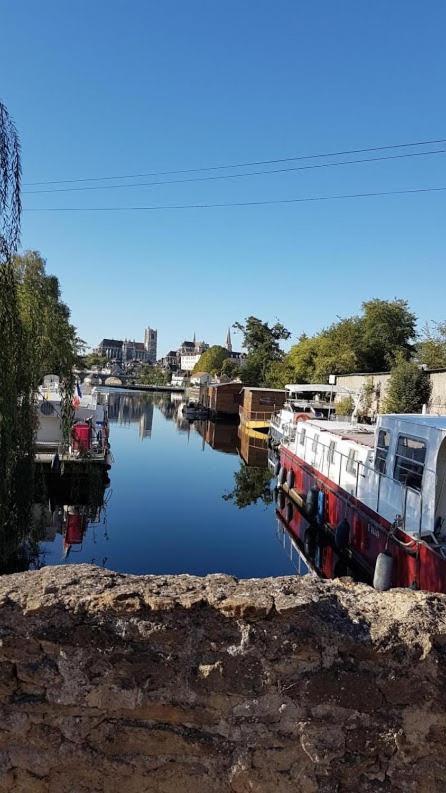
[13,390,301,578]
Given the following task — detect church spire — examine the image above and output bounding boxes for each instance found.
[225,326,232,352]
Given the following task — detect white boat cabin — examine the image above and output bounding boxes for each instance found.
[284,414,446,540]
[36,375,106,450]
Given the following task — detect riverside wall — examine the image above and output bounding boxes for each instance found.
[336,368,446,414]
[1,564,446,791]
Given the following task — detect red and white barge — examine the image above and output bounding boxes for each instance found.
[277,414,446,593]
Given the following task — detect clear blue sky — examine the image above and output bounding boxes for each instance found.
[1,0,445,355]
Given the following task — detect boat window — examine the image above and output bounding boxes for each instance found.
[328,440,336,464]
[311,433,319,452]
[299,428,306,445]
[346,448,358,475]
[375,429,390,474]
[394,435,426,491]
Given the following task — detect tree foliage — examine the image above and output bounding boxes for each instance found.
[220,357,241,380]
[234,316,290,387]
[417,322,446,369]
[270,300,417,388]
[138,365,169,386]
[383,355,432,414]
[192,345,230,375]
[0,100,34,538]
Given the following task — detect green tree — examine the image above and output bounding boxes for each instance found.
[417,322,446,369]
[11,251,80,387]
[192,345,230,375]
[220,357,241,379]
[0,100,34,539]
[278,299,417,386]
[138,365,169,386]
[359,298,417,370]
[81,353,109,369]
[383,356,431,414]
[234,316,290,387]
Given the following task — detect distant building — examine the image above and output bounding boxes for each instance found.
[144,327,157,363]
[97,339,124,360]
[179,337,209,372]
[96,325,158,364]
[160,350,180,371]
[225,327,232,353]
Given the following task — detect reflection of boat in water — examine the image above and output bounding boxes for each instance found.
[238,425,269,467]
[182,400,209,421]
[33,465,110,561]
[275,495,371,584]
[277,413,446,593]
[35,375,111,467]
[194,420,238,454]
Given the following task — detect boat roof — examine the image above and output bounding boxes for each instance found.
[382,414,446,431]
[305,419,376,448]
[286,383,345,394]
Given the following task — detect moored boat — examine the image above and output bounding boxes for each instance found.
[269,383,358,450]
[35,375,111,467]
[276,412,446,593]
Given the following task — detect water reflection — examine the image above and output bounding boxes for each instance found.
[275,496,371,584]
[34,465,110,564]
[0,391,373,581]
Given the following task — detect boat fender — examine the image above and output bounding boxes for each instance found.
[373,552,393,591]
[316,490,325,525]
[285,500,293,524]
[335,518,350,549]
[51,452,61,476]
[305,486,319,517]
[278,466,287,486]
[277,490,286,511]
[274,460,281,477]
[286,469,295,490]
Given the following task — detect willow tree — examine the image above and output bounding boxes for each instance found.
[0,101,33,536]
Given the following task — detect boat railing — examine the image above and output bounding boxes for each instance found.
[239,407,279,422]
[297,431,423,535]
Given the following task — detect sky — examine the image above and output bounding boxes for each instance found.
[1,0,445,356]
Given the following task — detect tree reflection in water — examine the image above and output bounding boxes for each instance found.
[0,463,109,574]
[223,463,274,509]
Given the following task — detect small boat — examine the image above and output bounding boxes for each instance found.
[35,375,111,467]
[276,411,446,593]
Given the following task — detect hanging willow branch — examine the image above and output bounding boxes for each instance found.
[0,101,21,262]
[0,100,34,543]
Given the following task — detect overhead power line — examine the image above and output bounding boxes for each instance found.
[22,148,446,196]
[23,136,446,187]
[23,184,446,212]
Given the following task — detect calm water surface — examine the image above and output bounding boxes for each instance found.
[36,390,297,578]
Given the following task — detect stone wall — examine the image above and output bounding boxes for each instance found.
[336,368,446,414]
[1,565,446,792]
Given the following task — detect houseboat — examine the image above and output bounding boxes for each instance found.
[35,375,111,468]
[276,413,446,593]
[240,387,287,430]
[269,383,359,449]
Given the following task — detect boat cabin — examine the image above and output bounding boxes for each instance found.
[287,413,446,540]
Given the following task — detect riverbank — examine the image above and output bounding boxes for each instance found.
[1,564,446,792]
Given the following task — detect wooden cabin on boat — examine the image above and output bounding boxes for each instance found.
[240,387,287,429]
[200,382,242,417]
